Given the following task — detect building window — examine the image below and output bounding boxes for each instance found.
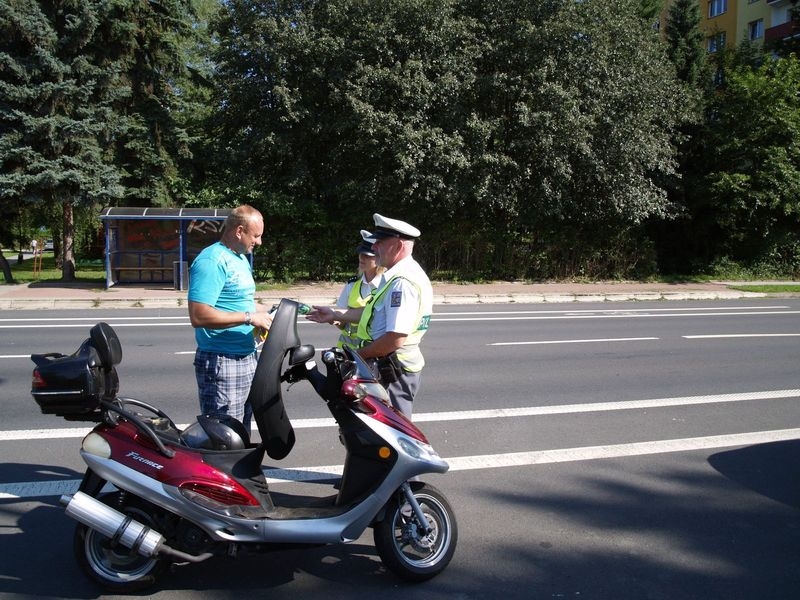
[749,19,764,41]
[709,0,727,18]
[708,31,726,53]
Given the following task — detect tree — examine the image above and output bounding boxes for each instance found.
[438,0,693,277]
[638,0,664,24]
[210,0,482,278]
[0,202,20,283]
[665,0,707,88]
[210,0,691,279]
[92,0,199,207]
[703,55,800,275]
[650,0,709,273]
[0,0,124,280]
[2,1,205,281]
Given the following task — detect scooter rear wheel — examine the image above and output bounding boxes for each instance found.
[374,483,458,581]
[73,492,167,592]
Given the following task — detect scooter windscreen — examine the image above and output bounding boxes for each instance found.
[339,346,377,382]
[247,299,302,459]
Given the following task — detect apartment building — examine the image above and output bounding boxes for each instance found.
[764,0,800,44]
[664,0,799,52]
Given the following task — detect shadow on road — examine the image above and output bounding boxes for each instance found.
[708,439,800,509]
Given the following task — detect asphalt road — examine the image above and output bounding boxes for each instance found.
[1,299,799,599]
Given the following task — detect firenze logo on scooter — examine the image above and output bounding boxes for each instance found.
[30,300,457,592]
[125,451,164,471]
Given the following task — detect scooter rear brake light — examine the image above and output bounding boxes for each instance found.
[179,482,259,508]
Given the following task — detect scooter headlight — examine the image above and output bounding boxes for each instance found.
[397,436,439,461]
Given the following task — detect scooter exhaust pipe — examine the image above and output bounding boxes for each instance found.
[61,491,165,557]
[61,492,214,563]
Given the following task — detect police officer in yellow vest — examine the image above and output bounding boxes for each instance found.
[335,239,384,350]
[307,214,433,419]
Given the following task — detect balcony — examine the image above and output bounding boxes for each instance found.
[765,19,800,42]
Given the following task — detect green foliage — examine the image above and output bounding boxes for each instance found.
[0,1,125,209]
[703,55,800,276]
[729,283,800,293]
[5,0,794,283]
[1,249,105,284]
[638,0,664,23]
[210,0,691,280]
[92,0,201,206]
[1,0,207,279]
[0,0,127,279]
[665,0,708,88]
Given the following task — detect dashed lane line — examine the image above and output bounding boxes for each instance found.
[3,428,799,499]
[3,389,799,442]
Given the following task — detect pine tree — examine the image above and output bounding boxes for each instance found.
[665,0,707,87]
[0,0,124,280]
[92,0,198,207]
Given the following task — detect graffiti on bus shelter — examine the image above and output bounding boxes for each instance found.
[187,219,225,235]
[120,220,179,251]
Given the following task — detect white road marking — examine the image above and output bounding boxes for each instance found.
[3,428,798,498]
[683,333,800,339]
[0,305,795,330]
[434,310,800,322]
[489,337,659,346]
[0,306,790,324]
[0,316,190,323]
[0,322,192,329]
[435,306,790,316]
[4,389,798,442]
[414,389,800,422]
[442,428,800,472]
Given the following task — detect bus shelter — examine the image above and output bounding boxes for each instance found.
[99,207,232,289]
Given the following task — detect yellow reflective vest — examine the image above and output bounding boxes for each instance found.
[337,279,373,350]
[356,274,431,372]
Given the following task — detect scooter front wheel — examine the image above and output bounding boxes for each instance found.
[73,493,167,592]
[374,483,458,581]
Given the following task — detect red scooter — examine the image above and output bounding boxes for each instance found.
[31,299,457,591]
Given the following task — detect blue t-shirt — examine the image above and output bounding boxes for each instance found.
[188,242,256,355]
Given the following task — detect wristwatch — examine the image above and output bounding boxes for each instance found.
[244,311,252,325]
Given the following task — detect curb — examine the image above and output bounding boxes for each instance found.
[0,290,765,310]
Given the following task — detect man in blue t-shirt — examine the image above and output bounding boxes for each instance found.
[188,205,273,430]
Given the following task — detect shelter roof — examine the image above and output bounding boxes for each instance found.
[99,207,231,220]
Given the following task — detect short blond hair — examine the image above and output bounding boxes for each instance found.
[224,205,262,232]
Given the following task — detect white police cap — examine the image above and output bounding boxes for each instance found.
[355,239,375,256]
[369,213,421,240]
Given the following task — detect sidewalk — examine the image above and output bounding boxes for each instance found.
[0,279,781,310]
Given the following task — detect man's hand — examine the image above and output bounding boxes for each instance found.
[306,305,337,324]
[251,309,273,332]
